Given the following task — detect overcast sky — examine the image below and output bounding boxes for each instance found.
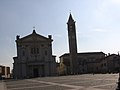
[1,0,120,69]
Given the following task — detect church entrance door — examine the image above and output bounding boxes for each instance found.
[33,68,39,77]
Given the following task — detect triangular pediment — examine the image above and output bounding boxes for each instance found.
[17,31,52,43]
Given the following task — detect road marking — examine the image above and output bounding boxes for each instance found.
[27,79,111,90]
[27,79,84,89]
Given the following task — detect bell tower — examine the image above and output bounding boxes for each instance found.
[67,13,78,74]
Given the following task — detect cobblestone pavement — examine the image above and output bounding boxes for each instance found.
[5,74,119,90]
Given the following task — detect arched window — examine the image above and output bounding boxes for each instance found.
[31,47,39,54]
[37,48,39,54]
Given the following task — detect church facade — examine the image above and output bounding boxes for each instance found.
[13,30,56,79]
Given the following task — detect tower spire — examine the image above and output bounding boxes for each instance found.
[68,13,74,23]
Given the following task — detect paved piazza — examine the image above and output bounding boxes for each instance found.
[5,74,119,90]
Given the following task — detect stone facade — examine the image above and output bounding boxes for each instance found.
[59,52,105,75]
[59,53,120,75]
[100,54,120,73]
[13,30,56,79]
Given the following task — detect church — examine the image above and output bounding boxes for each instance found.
[59,14,120,75]
[13,30,56,79]
[59,14,106,75]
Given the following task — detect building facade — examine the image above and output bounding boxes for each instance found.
[59,53,120,75]
[100,54,120,73]
[0,65,10,79]
[13,30,56,79]
[59,52,106,75]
